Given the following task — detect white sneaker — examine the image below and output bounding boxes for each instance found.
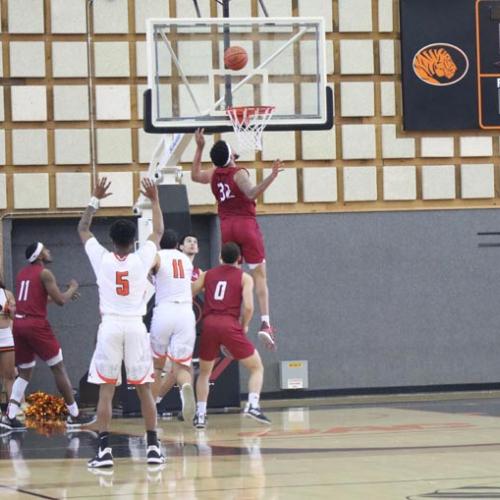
[146,444,166,465]
[87,447,114,469]
[181,383,196,423]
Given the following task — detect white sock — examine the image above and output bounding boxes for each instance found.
[66,402,79,418]
[196,402,207,415]
[8,378,29,419]
[261,315,270,324]
[248,392,260,408]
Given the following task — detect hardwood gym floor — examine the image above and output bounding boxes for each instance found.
[2,393,500,499]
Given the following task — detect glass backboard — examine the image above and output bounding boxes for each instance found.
[144,17,333,133]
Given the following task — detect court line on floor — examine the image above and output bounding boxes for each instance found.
[0,484,59,500]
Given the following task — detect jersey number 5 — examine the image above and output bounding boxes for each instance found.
[116,271,130,296]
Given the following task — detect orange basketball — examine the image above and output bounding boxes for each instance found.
[224,46,248,71]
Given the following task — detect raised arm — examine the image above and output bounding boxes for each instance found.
[234,159,284,200]
[141,178,164,248]
[240,272,254,334]
[78,177,112,244]
[41,270,79,306]
[191,128,215,184]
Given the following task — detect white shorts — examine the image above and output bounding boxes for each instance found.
[150,303,196,367]
[0,326,14,351]
[88,316,154,386]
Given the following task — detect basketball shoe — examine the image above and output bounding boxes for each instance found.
[193,413,206,429]
[0,414,26,431]
[146,444,166,465]
[244,405,271,425]
[180,383,196,423]
[66,412,97,429]
[257,322,277,351]
[87,447,114,469]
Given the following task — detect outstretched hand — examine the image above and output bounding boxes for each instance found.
[271,159,285,179]
[195,128,205,149]
[94,177,112,200]
[140,178,158,202]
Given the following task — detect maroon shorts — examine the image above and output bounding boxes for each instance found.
[13,317,61,367]
[199,315,255,361]
[220,216,265,265]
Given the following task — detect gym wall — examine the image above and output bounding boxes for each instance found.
[1,1,500,396]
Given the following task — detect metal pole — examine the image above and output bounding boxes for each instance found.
[192,0,202,18]
[258,0,269,17]
[223,0,232,108]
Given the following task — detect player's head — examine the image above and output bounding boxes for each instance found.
[109,219,136,249]
[221,242,241,265]
[160,229,178,249]
[25,242,52,264]
[210,140,239,168]
[180,233,199,257]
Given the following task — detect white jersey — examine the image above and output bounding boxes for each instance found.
[85,237,157,316]
[154,249,193,305]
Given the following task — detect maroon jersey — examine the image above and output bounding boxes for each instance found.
[15,264,48,318]
[203,264,243,319]
[211,167,256,218]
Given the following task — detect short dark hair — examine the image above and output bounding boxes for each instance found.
[25,242,39,261]
[210,140,231,167]
[179,233,198,246]
[109,219,136,246]
[160,229,179,249]
[221,242,241,264]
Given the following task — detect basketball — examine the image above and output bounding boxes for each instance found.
[224,46,248,71]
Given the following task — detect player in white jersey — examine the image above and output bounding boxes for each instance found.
[78,177,165,469]
[150,229,196,422]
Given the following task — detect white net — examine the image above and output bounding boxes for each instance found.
[226,106,275,151]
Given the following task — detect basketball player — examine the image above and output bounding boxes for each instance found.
[2,244,94,431]
[191,128,282,351]
[180,233,202,280]
[149,229,197,423]
[79,177,165,468]
[192,242,271,429]
[155,233,203,408]
[0,280,16,416]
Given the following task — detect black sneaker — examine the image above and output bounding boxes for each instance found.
[66,412,97,429]
[244,405,271,425]
[87,447,114,469]
[0,415,26,431]
[146,444,166,465]
[193,413,206,430]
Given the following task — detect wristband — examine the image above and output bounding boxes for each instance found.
[88,196,100,210]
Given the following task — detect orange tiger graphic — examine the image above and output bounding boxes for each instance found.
[413,48,457,84]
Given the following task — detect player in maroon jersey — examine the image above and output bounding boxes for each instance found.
[191,242,271,429]
[1,243,95,431]
[191,129,283,351]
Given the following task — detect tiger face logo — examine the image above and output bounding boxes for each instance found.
[412,43,469,86]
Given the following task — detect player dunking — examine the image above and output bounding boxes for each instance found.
[150,229,197,423]
[191,129,282,350]
[2,243,95,430]
[78,177,165,468]
[192,242,271,429]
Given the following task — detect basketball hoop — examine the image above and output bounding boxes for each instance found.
[226,105,275,151]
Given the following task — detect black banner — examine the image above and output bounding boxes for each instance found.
[400,0,478,130]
